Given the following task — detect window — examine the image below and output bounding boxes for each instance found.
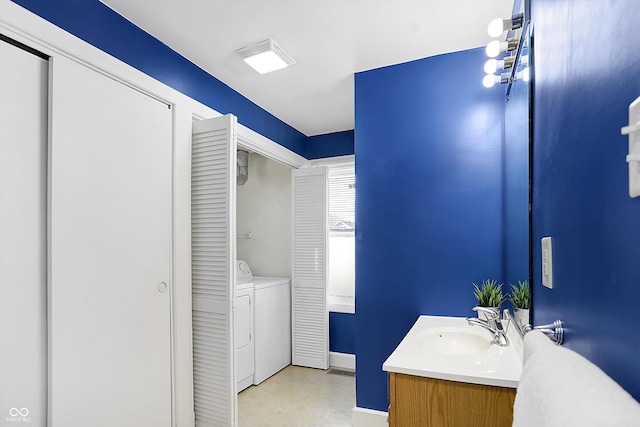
[327,162,355,313]
[328,165,355,232]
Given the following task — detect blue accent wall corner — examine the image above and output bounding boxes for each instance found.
[329,312,355,354]
[307,130,355,160]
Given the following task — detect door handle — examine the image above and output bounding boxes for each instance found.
[157,282,168,293]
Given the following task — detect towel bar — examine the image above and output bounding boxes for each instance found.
[502,309,564,345]
[523,320,564,345]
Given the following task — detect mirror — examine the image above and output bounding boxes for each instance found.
[503,20,531,304]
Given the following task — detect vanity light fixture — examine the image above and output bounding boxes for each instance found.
[235,39,295,74]
[482,72,510,88]
[487,13,524,37]
[485,38,519,58]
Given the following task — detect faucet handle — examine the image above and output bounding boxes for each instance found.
[473,306,500,320]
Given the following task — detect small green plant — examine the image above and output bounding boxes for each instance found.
[473,279,505,307]
[509,280,530,309]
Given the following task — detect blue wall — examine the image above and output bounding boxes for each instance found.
[307,130,355,160]
[329,312,355,354]
[531,0,640,400]
[354,48,505,411]
[9,0,355,159]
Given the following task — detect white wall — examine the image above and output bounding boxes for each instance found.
[236,153,292,277]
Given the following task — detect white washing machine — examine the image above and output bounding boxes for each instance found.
[235,260,254,392]
[252,276,291,385]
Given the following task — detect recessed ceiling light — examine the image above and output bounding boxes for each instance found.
[235,39,295,74]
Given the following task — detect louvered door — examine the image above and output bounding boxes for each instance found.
[291,167,329,369]
[191,115,237,426]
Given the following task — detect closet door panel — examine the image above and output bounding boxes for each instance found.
[191,115,237,426]
[48,57,172,426]
[0,39,48,427]
[291,167,328,369]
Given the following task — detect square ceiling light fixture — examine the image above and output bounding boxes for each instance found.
[235,39,295,74]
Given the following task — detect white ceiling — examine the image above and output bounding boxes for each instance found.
[100,0,512,137]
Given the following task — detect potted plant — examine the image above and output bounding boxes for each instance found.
[509,280,530,327]
[472,279,505,320]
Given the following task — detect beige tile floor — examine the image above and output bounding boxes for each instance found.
[238,365,355,427]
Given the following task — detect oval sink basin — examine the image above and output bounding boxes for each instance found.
[418,328,491,355]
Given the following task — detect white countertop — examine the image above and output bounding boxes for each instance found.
[382,315,523,389]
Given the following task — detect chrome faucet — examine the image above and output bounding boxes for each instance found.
[466,307,509,347]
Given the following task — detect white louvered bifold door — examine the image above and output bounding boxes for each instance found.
[291,167,329,369]
[191,115,237,426]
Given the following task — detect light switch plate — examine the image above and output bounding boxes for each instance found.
[541,237,553,289]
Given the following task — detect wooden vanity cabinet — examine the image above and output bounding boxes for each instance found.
[388,373,516,427]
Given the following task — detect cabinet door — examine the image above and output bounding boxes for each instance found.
[0,38,48,427]
[389,373,515,427]
[48,57,172,426]
[291,167,328,369]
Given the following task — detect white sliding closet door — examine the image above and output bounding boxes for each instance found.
[0,38,48,426]
[191,115,237,426]
[291,167,329,369]
[48,57,173,426]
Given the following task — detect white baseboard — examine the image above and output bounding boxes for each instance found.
[329,351,355,370]
[352,406,388,427]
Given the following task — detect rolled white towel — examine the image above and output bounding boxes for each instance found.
[522,327,556,364]
[513,331,640,427]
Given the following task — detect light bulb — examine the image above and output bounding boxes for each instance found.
[486,40,502,58]
[483,74,497,88]
[487,14,524,37]
[484,57,517,74]
[484,59,498,74]
[483,73,510,88]
[488,18,506,37]
[486,38,519,58]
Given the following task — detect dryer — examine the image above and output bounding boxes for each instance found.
[252,276,291,385]
[235,260,292,387]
